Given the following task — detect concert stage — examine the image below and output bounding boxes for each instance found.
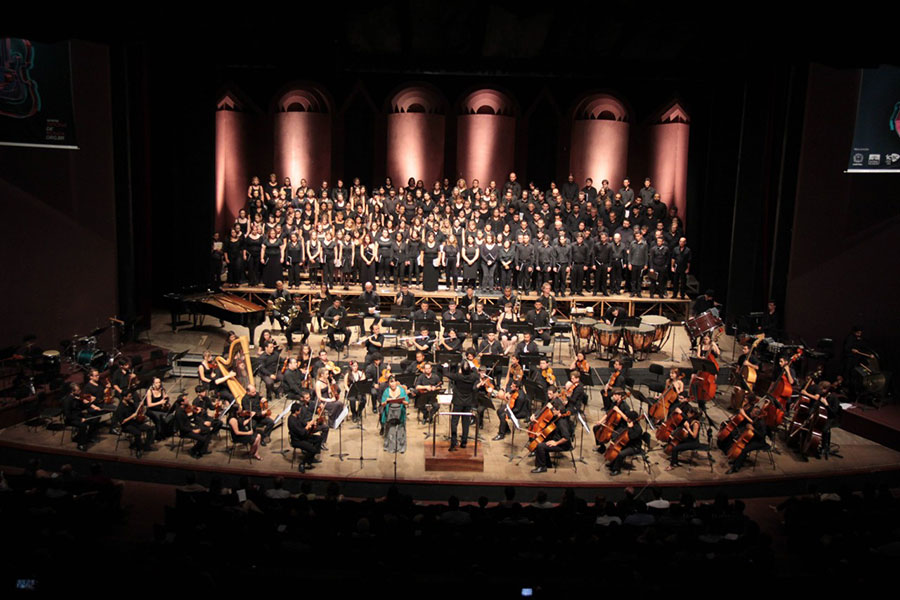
[3,392,898,502]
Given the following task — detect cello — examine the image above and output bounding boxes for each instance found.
[649,371,683,424]
[526,404,560,453]
[655,410,683,443]
[604,414,645,463]
[594,405,625,445]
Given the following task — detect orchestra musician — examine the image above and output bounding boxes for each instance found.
[288,401,322,473]
[561,370,588,414]
[665,405,701,470]
[478,331,503,357]
[344,360,368,423]
[365,353,388,415]
[437,328,463,354]
[602,359,625,410]
[692,332,720,410]
[110,358,137,400]
[174,395,212,459]
[530,390,573,474]
[282,357,306,400]
[441,300,466,322]
[524,299,552,345]
[284,295,310,350]
[61,383,102,451]
[410,301,437,323]
[323,297,349,352]
[514,331,539,356]
[394,283,416,312]
[226,405,263,460]
[607,409,644,476]
[267,281,292,328]
[492,380,528,441]
[769,354,796,410]
[314,366,344,439]
[414,362,443,424]
[242,384,274,445]
[735,341,760,392]
[568,352,590,378]
[360,322,385,365]
[358,281,381,324]
[115,390,155,457]
[256,340,281,399]
[726,405,768,474]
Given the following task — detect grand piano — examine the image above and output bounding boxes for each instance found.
[165,288,266,345]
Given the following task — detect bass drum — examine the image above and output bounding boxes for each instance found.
[684,310,723,341]
[76,349,109,371]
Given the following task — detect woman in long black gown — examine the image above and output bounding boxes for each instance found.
[224,226,245,286]
[243,224,264,286]
[261,229,285,289]
[421,232,441,292]
[358,232,378,288]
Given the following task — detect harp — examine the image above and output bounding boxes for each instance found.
[216,336,254,405]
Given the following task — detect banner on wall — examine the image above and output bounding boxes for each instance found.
[847,65,900,173]
[0,38,78,149]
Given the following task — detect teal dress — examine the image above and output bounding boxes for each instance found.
[380,386,408,453]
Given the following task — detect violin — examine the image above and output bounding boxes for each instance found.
[542,367,556,386]
[575,358,589,374]
[103,379,114,405]
[260,397,272,419]
[604,414,645,462]
[603,370,620,398]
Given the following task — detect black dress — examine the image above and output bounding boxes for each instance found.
[422,243,441,291]
[462,245,479,280]
[262,238,283,288]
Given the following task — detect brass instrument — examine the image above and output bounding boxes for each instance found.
[215,336,253,405]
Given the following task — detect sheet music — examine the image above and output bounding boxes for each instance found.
[272,405,292,427]
[506,405,524,431]
[332,404,350,429]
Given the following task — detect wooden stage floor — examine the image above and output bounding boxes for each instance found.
[4,310,897,500]
[3,390,899,498]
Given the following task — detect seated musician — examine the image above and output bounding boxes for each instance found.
[602,359,625,410]
[691,289,718,317]
[110,358,136,400]
[478,331,503,357]
[365,353,387,413]
[174,396,212,459]
[358,281,381,323]
[603,305,624,326]
[268,280,292,328]
[769,355,795,410]
[242,384,275,446]
[198,350,217,390]
[394,283,416,311]
[496,302,519,353]
[314,366,344,435]
[515,331,539,356]
[143,377,170,438]
[442,300,466,322]
[665,405,702,470]
[499,286,518,311]
[524,299,552,345]
[414,361,443,424]
[406,327,434,355]
[115,390,155,457]
[282,357,306,400]
[256,340,281,398]
[411,301,437,323]
[288,401,322,473]
[726,405,768,474]
[492,380,528,441]
[794,381,839,460]
[323,297,349,352]
[404,351,429,375]
[225,405,263,460]
[593,390,626,452]
[735,342,759,391]
[562,370,588,414]
[300,388,331,449]
[568,352,590,378]
[438,328,463,354]
[538,282,556,315]
[82,368,107,408]
[470,301,493,347]
[532,357,556,390]
[607,409,644,476]
[362,323,385,365]
[530,392,573,474]
[192,387,224,434]
[284,295,310,349]
[62,383,101,451]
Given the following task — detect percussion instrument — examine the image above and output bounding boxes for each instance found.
[684,310,723,341]
[574,318,597,352]
[76,349,109,370]
[640,315,671,348]
[41,350,61,374]
[624,325,655,355]
[594,324,622,350]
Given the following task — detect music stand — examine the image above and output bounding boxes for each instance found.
[503,405,525,462]
[330,404,350,461]
[471,322,496,339]
[347,380,376,464]
[507,322,535,337]
[518,354,545,372]
[442,320,469,335]
[413,321,441,336]
[435,351,462,367]
[480,354,508,373]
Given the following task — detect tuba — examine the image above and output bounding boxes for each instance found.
[216,336,254,404]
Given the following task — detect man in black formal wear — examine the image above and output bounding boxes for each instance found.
[323,297,349,351]
[288,402,322,473]
[531,393,573,473]
[524,300,552,345]
[256,341,281,398]
[442,361,479,451]
[670,237,692,299]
